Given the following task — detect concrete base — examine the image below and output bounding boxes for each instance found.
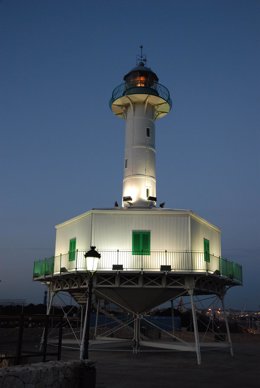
[0,360,95,388]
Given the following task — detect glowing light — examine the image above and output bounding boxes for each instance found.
[124,185,138,203]
[136,76,147,87]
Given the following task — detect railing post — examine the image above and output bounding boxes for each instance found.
[59,253,62,274]
[76,249,78,271]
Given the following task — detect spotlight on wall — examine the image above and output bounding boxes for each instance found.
[159,202,165,208]
[160,265,171,272]
[112,264,123,270]
[123,196,132,202]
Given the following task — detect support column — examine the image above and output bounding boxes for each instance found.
[170,299,175,336]
[188,289,201,365]
[133,314,140,354]
[80,305,84,341]
[185,277,201,364]
[220,294,234,357]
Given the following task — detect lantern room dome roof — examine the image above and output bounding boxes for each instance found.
[123,61,159,83]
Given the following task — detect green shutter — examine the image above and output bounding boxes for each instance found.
[204,238,210,262]
[142,232,150,255]
[132,231,150,255]
[132,232,141,255]
[69,238,76,261]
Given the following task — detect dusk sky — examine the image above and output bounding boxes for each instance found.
[0,0,259,310]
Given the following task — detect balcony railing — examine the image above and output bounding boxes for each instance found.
[33,251,243,284]
[110,81,172,109]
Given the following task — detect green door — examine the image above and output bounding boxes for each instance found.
[69,238,76,261]
[132,231,150,255]
[204,238,210,262]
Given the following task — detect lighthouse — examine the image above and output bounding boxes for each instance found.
[110,48,171,207]
[33,51,242,363]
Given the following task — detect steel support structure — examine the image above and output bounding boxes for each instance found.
[35,270,236,363]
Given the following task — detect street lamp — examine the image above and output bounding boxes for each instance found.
[80,246,101,360]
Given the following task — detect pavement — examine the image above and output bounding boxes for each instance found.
[61,335,260,388]
[1,328,259,387]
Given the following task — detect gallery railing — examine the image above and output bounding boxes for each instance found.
[33,251,243,284]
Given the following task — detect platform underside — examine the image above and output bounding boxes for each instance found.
[36,271,237,313]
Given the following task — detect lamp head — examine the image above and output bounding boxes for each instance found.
[84,246,101,272]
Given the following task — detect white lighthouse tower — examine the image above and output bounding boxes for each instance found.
[110,48,171,207]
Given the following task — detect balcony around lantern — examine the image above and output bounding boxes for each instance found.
[110,81,172,119]
[32,250,243,285]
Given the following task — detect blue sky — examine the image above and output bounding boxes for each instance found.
[0,0,259,310]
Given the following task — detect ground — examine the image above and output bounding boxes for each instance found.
[1,329,259,387]
[64,334,260,388]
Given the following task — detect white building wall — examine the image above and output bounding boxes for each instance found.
[54,212,92,273]
[91,210,191,271]
[92,211,190,251]
[190,215,221,273]
[53,209,222,274]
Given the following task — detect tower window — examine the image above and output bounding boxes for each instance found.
[125,159,128,168]
[146,128,150,137]
[69,238,76,261]
[132,231,150,255]
[146,188,149,198]
[204,238,210,263]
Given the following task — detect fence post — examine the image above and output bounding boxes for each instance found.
[15,314,24,365]
[57,317,63,361]
[42,315,49,362]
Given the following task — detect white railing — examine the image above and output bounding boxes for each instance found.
[53,250,220,275]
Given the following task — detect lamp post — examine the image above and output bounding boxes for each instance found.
[80,246,101,360]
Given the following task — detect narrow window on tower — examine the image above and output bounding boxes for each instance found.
[125,159,128,168]
[204,238,210,263]
[69,238,76,261]
[146,127,150,137]
[146,188,149,198]
[132,231,150,255]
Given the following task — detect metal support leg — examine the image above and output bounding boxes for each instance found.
[221,295,234,357]
[189,290,201,365]
[171,299,175,336]
[133,314,140,354]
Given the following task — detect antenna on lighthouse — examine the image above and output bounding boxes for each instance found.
[136,45,147,65]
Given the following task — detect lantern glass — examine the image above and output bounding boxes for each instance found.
[86,256,99,272]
